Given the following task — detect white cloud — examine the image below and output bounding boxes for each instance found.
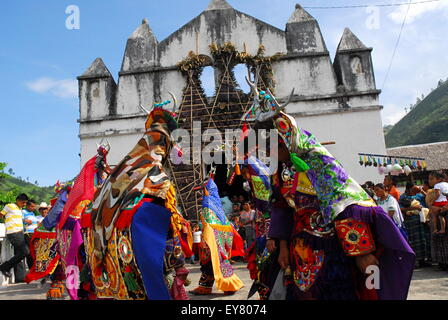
[388,1,448,24]
[26,77,77,98]
[382,103,407,125]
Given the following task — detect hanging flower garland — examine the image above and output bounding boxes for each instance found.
[176,42,283,94]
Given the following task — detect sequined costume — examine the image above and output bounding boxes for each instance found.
[240,156,274,300]
[241,72,415,300]
[25,183,71,300]
[25,144,110,300]
[189,179,244,296]
[81,97,190,300]
[57,143,110,300]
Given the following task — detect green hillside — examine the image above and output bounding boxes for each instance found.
[0,174,55,206]
[385,80,448,147]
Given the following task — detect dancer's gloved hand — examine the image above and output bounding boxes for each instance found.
[355,253,378,274]
[278,240,290,270]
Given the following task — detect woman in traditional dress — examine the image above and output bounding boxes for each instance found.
[399,184,431,268]
[426,179,448,271]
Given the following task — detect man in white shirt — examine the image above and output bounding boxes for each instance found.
[0,193,30,280]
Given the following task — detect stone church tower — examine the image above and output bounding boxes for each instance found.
[78,1,386,210]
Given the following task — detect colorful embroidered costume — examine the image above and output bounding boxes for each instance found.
[58,142,110,300]
[81,97,190,300]
[25,183,71,299]
[241,73,415,300]
[189,179,244,295]
[240,156,274,300]
[25,143,110,300]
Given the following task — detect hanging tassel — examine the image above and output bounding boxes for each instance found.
[123,268,140,292]
[235,164,241,175]
[115,210,135,229]
[79,265,90,283]
[240,123,249,141]
[227,165,236,185]
[290,153,310,172]
[81,212,92,229]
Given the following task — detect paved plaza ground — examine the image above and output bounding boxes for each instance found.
[0,262,446,300]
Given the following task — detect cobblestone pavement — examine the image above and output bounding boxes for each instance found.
[0,262,446,300]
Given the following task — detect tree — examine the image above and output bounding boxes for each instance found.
[0,186,20,207]
[438,79,444,87]
[0,162,7,183]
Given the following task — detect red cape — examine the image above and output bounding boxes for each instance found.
[57,156,96,229]
[231,227,245,258]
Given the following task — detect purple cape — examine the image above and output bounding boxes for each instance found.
[269,204,415,300]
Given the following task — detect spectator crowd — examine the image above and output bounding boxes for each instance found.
[3,169,447,284]
[362,170,448,270]
[0,194,50,282]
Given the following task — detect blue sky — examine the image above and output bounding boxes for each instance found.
[0,0,447,187]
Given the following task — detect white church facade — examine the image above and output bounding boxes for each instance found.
[78,0,386,191]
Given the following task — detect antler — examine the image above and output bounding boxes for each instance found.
[265,88,295,113]
[245,67,260,102]
[281,88,295,110]
[140,92,177,114]
[103,138,111,152]
[168,91,177,111]
[139,104,151,114]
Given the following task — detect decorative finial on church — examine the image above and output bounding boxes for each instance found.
[205,0,232,11]
[80,57,112,78]
[288,3,314,23]
[337,28,367,51]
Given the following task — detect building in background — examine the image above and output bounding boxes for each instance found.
[387,141,448,183]
[77,0,386,217]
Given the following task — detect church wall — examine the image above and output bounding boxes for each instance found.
[78,2,387,184]
[157,11,286,67]
[273,56,338,99]
[80,132,145,168]
[295,108,386,184]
